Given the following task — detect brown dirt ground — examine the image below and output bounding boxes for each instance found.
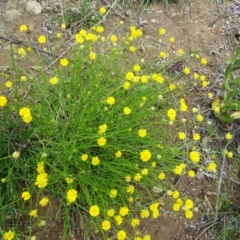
[1,0,240,239]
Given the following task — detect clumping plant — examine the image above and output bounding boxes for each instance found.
[0,18,218,239]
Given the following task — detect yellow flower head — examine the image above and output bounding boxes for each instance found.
[91,156,100,166]
[3,230,15,240]
[167,108,177,121]
[97,137,106,146]
[189,151,200,163]
[140,149,151,162]
[159,51,167,59]
[67,189,77,203]
[102,220,111,231]
[21,191,31,201]
[20,24,28,32]
[207,162,217,172]
[60,58,69,67]
[159,28,166,35]
[99,7,107,14]
[29,209,38,218]
[158,172,165,180]
[123,107,131,115]
[225,132,233,140]
[109,189,118,198]
[107,208,115,217]
[89,205,100,217]
[117,230,126,240]
[80,154,88,161]
[115,150,122,158]
[49,76,59,85]
[140,209,150,218]
[18,48,26,55]
[39,197,49,207]
[201,58,208,65]
[38,35,46,44]
[106,96,115,105]
[0,96,7,107]
[35,173,48,188]
[188,170,195,178]
[119,206,129,216]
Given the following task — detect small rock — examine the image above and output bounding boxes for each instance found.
[26,0,42,15]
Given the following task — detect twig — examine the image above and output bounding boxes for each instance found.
[0,35,59,57]
[195,220,218,240]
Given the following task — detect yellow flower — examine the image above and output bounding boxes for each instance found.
[119,206,129,216]
[185,210,193,219]
[91,156,100,166]
[60,58,69,67]
[143,234,151,240]
[109,189,117,198]
[172,190,180,199]
[20,24,28,32]
[38,35,46,44]
[123,107,131,115]
[208,92,214,99]
[110,35,118,43]
[102,220,111,231]
[61,23,66,29]
[134,173,142,181]
[22,114,32,123]
[19,107,31,117]
[200,75,206,81]
[141,168,148,175]
[5,81,12,88]
[169,37,175,43]
[49,76,59,85]
[12,151,20,159]
[194,72,199,80]
[29,209,38,218]
[115,150,122,158]
[133,64,141,72]
[227,151,233,158]
[81,154,88,161]
[159,27,166,35]
[98,124,107,134]
[89,51,96,60]
[35,173,48,188]
[196,114,204,122]
[125,175,131,182]
[167,108,176,121]
[89,205,100,217]
[65,176,74,184]
[185,199,194,210]
[3,230,15,240]
[126,72,134,80]
[21,191,31,201]
[173,165,184,175]
[18,48,26,55]
[56,33,62,38]
[75,33,84,44]
[188,170,195,178]
[189,151,200,163]
[177,48,184,56]
[99,7,106,14]
[123,81,131,90]
[159,51,167,59]
[140,149,151,162]
[20,76,27,81]
[225,132,232,140]
[107,208,115,217]
[158,172,165,180]
[37,161,45,173]
[140,209,150,218]
[126,185,135,194]
[117,230,126,240]
[207,162,217,172]
[193,133,201,141]
[183,67,190,75]
[131,218,140,227]
[201,58,208,65]
[129,46,136,52]
[96,26,104,33]
[39,197,49,206]
[0,96,7,107]
[173,203,181,211]
[106,96,115,105]
[97,137,106,146]
[150,202,159,212]
[178,132,186,140]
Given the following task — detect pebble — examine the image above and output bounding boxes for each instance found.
[26,0,42,15]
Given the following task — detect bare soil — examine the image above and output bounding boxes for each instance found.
[1,0,240,239]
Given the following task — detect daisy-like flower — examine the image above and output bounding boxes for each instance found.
[97,137,106,146]
[18,48,26,55]
[89,205,100,217]
[189,151,200,163]
[35,173,48,188]
[169,37,175,43]
[158,172,165,180]
[129,46,136,52]
[110,35,118,43]
[140,149,151,162]
[98,124,107,134]
[138,129,147,138]
[201,58,208,65]
[107,208,115,217]
[61,23,66,29]
[67,189,77,203]
[106,96,115,105]
[131,218,140,227]
[5,81,12,88]
[38,35,46,44]
[0,96,7,107]
[20,76,27,81]
[159,51,167,59]
[49,76,59,85]
[21,191,31,201]
[183,67,190,75]
[91,156,100,166]
[60,58,69,67]
[159,27,166,35]
[81,154,88,161]
[196,114,204,122]
[140,209,150,218]
[115,150,122,158]
[207,162,217,172]
[193,133,201,141]
[99,7,106,14]
[39,197,49,207]
[29,209,38,218]
[102,220,111,231]
[123,107,131,115]
[12,151,20,159]
[119,206,129,216]
[225,132,233,140]
[117,230,127,240]
[109,189,117,198]
[20,24,28,32]
[188,170,195,178]
[178,132,186,140]
[3,230,15,240]
[167,108,176,121]
[185,210,193,219]
[89,51,96,60]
